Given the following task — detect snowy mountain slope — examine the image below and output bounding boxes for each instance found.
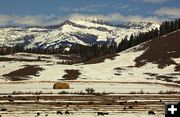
[0,19,159,49]
[0,27,48,47]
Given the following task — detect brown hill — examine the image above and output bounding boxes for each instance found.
[135,30,180,69]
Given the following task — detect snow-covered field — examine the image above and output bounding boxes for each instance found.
[0,53,179,95]
[0,42,180,91]
[0,47,179,83]
[0,81,179,94]
[0,41,179,116]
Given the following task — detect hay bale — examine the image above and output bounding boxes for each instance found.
[53,82,70,89]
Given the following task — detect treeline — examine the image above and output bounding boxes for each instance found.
[0,44,24,55]
[118,18,180,52]
[0,43,117,61]
[1,18,180,60]
[160,18,180,35]
[25,44,117,61]
[117,28,158,52]
[69,44,117,60]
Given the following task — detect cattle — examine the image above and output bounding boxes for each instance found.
[8,99,14,102]
[106,103,111,105]
[88,101,94,105]
[103,112,109,115]
[97,112,109,116]
[134,101,138,103]
[57,111,63,115]
[119,102,124,105]
[22,98,26,100]
[7,95,12,98]
[148,111,155,115]
[68,102,73,105]
[65,110,70,115]
[129,106,133,109]
[1,108,7,111]
[37,112,40,116]
[97,112,104,116]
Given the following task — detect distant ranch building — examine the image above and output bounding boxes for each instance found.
[63,47,70,54]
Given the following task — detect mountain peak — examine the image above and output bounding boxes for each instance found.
[124,21,159,29]
[60,20,74,26]
[0,18,160,48]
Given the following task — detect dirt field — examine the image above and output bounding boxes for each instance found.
[0,93,179,117]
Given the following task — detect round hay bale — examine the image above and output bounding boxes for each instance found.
[53,82,70,89]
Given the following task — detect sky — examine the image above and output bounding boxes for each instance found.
[0,0,180,26]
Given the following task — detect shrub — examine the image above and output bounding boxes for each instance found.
[129,90,146,94]
[139,90,144,94]
[35,91,42,95]
[129,91,136,94]
[158,90,180,94]
[158,90,164,94]
[85,88,95,94]
[58,91,69,94]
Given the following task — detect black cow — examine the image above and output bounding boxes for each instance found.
[8,99,14,102]
[104,112,109,115]
[97,112,109,116]
[148,111,155,115]
[1,108,7,111]
[129,106,133,109]
[57,111,63,115]
[37,112,40,116]
[65,110,70,115]
[97,112,104,116]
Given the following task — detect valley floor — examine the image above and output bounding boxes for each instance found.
[0,46,179,117]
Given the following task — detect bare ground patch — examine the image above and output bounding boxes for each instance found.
[0,57,42,62]
[84,54,117,64]
[114,67,126,71]
[143,73,158,77]
[175,65,180,71]
[143,72,180,84]
[114,67,126,76]
[62,69,81,80]
[156,75,179,84]
[55,54,81,60]
[2,65,44,81]
[135,30,180,68]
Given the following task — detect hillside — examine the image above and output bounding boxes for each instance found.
[135,30,180,69]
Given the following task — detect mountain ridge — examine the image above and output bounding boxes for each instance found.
[0,19,159,49]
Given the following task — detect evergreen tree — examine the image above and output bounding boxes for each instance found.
[174,19,178,30]
[170,21,175,32]
[129,34,135,47]
[178,18,180,29]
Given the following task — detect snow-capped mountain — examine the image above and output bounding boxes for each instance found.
[0,19,159,49]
